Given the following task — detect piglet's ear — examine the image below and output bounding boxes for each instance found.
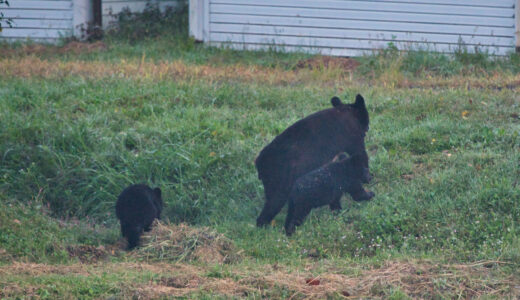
[331,96,342,108]
[153,187,162,199]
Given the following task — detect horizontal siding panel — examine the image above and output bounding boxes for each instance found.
[210,41,513,56]
[0,28,71,38]
[3,9,73,20]
[343,0,514,8]
[210,33,513,54]
[211,24,514,47]
[211,0,514,18]
[9,18,72,29]
[0,37,58,43]
[211,14,515,37]
[5,0,71,10]
[210,4,514,27]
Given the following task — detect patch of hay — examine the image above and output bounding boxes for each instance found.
[294,56,360,71]
[234,260,519,299]
[1,262,90,276]
[133,221,242,264]
[66,245,110,263]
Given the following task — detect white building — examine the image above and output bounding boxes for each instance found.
[190,0,519,55]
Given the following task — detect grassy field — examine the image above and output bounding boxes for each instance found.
[1,12,520,298]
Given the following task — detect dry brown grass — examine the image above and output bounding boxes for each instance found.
[3,56,520,90]
[0,56,329,86]
[0,41,107,57]
[1,259,517,299]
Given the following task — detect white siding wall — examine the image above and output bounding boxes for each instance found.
[194,0,517,56]
[0,0,74,42]
[0,0,180,42]
[102,0,179,28]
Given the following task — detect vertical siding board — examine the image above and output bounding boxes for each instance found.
[203,0,210,42]
[204,0,516,55]
[516,0,520,51]
[189,0,204,41]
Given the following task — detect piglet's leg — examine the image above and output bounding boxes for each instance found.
[329,194,342,211]
[286,204,312,235]
[348,183,375,202]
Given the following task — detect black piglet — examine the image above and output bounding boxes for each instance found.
[116,184,163,249]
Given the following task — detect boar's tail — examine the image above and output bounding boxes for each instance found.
[255,146,272,180]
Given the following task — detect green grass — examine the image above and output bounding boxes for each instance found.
[1,76,519,263]
[1,21,520,297]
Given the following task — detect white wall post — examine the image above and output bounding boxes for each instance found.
[189,0,209,42]
[515,0,520,52]
[73,0,93,39]
[189,0,203,41]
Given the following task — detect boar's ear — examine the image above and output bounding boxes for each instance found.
[354,94,366,109]
[353,94,369,131]
[331,96,342,108]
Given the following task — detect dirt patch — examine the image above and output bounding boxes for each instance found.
[0,248,12,262]
[66,245,111,263]
[58,41,107,54]
[132,221,242,264]
[0,262,90,276]
[294,56,360,71]
[1,284,40,299]
[134,277,253,298]
[0,260,517,298]
[159,275,201,288]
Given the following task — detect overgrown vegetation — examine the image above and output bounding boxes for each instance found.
[0,4,520,298]
[104,0,188,42]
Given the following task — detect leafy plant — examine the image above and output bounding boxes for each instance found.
[105,0,188,42]
[0,0,13,32]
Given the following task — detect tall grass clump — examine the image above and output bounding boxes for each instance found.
[357,42,520,80]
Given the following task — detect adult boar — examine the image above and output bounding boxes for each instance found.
[255,94,373,227]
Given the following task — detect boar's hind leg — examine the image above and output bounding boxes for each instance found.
[256,192,288,227]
